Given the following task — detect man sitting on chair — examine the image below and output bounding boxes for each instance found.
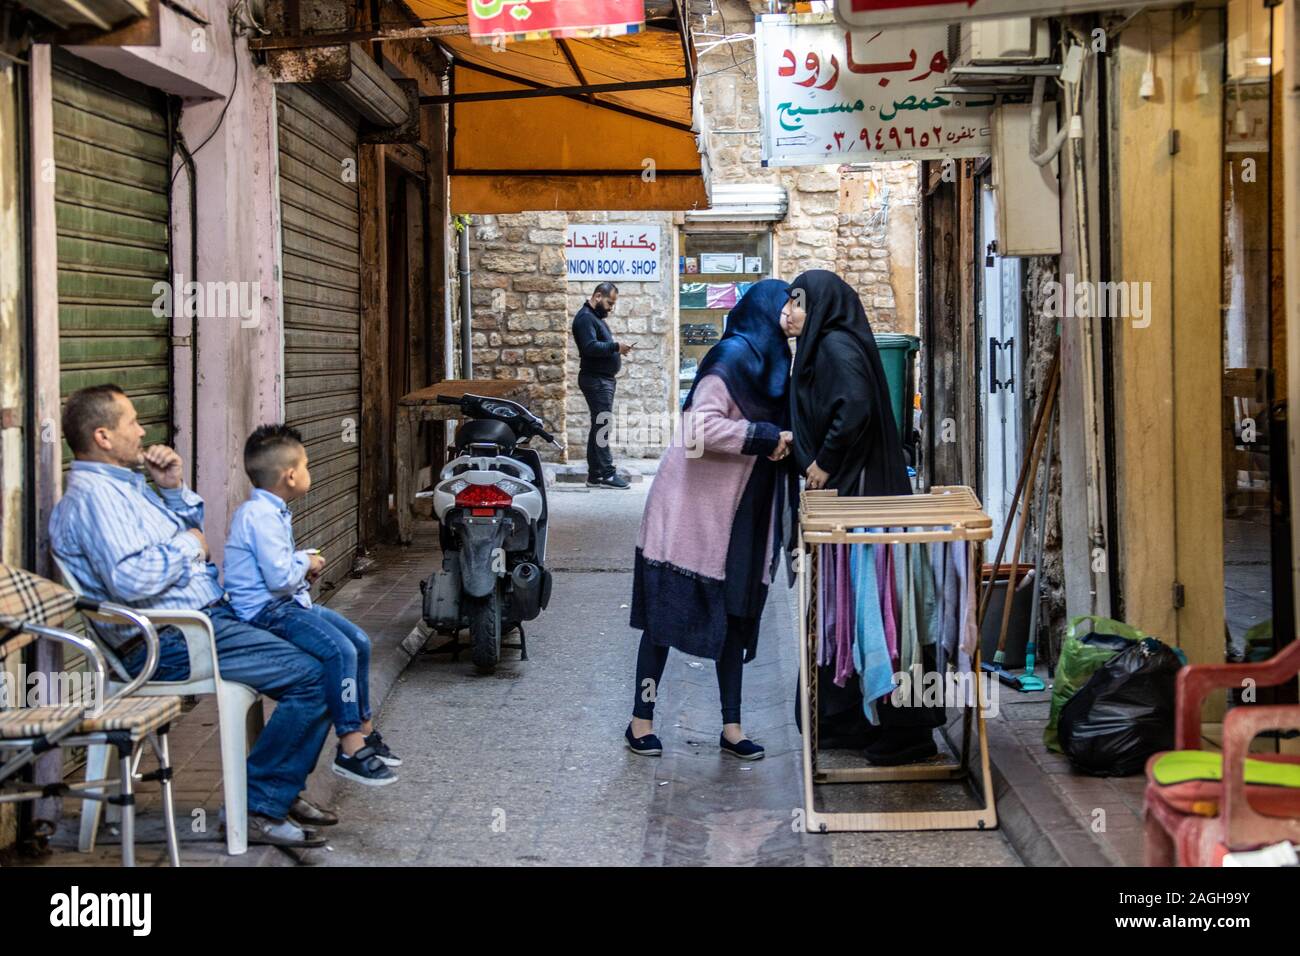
[49,384,335,848]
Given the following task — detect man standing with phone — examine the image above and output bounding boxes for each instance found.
[572,282,631,489]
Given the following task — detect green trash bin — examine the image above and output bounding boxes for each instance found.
[874,333,920,439]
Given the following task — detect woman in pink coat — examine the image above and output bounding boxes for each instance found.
[625,279,795,761]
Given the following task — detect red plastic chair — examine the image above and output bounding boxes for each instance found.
[1143,640,1300,866]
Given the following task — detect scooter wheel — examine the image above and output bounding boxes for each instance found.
[466,589,501,674]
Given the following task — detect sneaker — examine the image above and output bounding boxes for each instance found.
[247,813,327,848]
[719,733,765,761]
[587,473,630,489]
[364,730,402,767]
[332,745,398,786]
[625,724,663,756]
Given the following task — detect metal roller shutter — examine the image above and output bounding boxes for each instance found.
[49,54,171,757]
[52,51,172,463]
[275,84,362,592]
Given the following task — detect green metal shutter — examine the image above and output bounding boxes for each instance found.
[275,85,361,591]
[50,54,170,762]
[52,52,172,462]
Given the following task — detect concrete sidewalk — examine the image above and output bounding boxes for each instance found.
[301,481,1021,866]
[23,524,441,867]
[967,669,1146,866]
[15,468,1147,867]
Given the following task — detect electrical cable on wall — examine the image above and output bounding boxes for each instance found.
[168,18,241,189]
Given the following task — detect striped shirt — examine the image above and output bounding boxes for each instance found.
[49,461,224,637]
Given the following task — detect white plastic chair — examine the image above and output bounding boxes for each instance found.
[52,555,264,856]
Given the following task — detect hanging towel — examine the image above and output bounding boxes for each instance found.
[934,541,960,674]
[876,542,898,666]
[954,541,978,656]
[850,542,895,725]
[894,542,918,676]
[816,546,826,665]
[911,540,940,648]
[953,540,978,706]
[820,545,837,668]
[833,544,856,687]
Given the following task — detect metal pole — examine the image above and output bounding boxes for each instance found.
[458,220,472,380]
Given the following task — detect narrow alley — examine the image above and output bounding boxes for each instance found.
[4,0,1299,904]
[319,474,1019,866]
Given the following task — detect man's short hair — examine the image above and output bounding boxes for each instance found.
[62,384,128,456]
[244,423,305,489]
[593,282,618,299]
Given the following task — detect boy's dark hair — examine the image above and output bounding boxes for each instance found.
[244,423,305,489]
[62,384,128,456]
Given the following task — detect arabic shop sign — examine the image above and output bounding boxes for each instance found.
[467,0,644,43]
[756,15,992,166]
[565,225,661,283]
[834,0,1145,31]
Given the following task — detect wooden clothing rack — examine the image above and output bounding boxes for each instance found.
[796,486,998,833]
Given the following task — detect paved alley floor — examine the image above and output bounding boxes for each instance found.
[319,479,1021,867]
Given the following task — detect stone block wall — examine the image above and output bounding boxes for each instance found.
[461,209,675,463]
[455,0,921,466]
[564,210,675,464]
[465,211,571,461]
[834,163,920,335]
[697,0,919,334]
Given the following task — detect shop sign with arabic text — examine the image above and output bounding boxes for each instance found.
[834,0,1144,31]
[756,14,992,165]
[467,0,644,43]
[565,226,661,282]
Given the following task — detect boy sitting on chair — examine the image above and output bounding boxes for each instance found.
[224,424,401,786]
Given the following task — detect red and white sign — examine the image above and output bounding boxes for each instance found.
[835,0,1145,30]
[467,0,644,43]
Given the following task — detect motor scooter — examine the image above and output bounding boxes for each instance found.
[420,393,558,673]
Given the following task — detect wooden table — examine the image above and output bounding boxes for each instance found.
[394,379,530,544]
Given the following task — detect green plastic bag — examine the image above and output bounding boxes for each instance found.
[1044,616,1146,753]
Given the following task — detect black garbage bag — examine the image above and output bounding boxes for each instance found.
[1057,637,1182,777]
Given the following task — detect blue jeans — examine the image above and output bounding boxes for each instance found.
[124,600,332,820]
[251,600,372,738]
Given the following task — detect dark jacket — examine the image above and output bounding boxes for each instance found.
[572,302,621,377]
[789,270,911,498]
[793,328,911,496]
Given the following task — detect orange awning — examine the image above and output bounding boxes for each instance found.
[405,0,708,213]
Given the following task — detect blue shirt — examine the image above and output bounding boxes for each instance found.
[50,461,224,640]
[223,488,312,621]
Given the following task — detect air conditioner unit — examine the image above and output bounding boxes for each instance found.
[956,18,1052,66]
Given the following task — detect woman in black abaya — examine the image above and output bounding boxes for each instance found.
[783,269,943,765]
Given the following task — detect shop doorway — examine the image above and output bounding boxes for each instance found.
[1220,0,1294,678]
[976,177,1023,543]
[381,153,433,541]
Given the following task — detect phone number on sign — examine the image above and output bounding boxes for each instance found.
[816,124,982,153]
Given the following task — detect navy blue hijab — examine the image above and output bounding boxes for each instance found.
[682,278,792,425]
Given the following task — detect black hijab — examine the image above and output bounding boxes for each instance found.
[787,270,910,497]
